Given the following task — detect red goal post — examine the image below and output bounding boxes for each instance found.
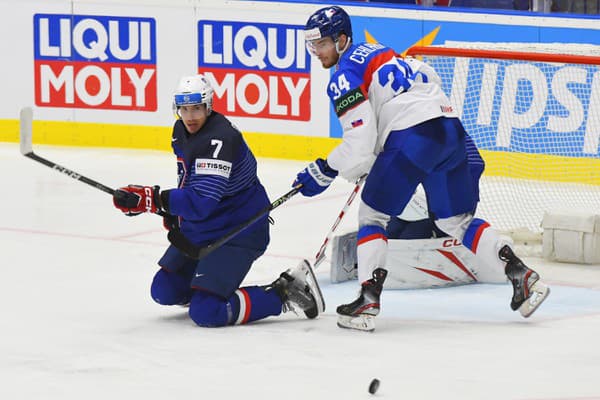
[404,45,600,239]
[406,45,600,67]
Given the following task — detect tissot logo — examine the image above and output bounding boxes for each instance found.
[195,158,232,178]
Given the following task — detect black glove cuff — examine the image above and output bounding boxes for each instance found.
[159,189,172,213]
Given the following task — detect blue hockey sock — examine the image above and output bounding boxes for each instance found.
[462,218,491,253]
[188,286,282,327]
[229,286,283,325]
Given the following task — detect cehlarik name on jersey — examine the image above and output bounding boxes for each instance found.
[348,43,385,65]
[34,14,157,111]
[198,20,310,121]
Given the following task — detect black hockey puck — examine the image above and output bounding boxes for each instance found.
[368,378,380,394]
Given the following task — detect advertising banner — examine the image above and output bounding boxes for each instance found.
[34,13,157,111]
[1,0,599,160]
[198,20,311,122]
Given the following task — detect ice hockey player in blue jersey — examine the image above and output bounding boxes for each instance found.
[294,6,549,331]
[113,74,324,327]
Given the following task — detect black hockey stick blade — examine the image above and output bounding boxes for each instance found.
[168,185,302,260]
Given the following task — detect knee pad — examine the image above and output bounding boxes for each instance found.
[150,268,192,306]
[189,291,230,327]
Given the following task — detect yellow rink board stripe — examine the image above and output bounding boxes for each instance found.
[1,119,173,151]
[1,119,599,185]
[480,149,600,185]
[0,119,340,161]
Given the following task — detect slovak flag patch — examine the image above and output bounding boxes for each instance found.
[351,119,364,128]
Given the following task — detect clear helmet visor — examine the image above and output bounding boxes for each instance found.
[306,37,336,56]
[176,104,206,119]
[174,92,206,118]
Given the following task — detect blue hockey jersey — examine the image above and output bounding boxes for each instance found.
[165,113,270,245]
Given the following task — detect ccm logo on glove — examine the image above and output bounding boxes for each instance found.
[143,186,154,212]
[113,184,163,216]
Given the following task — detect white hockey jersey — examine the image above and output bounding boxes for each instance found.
[326,42,458,181]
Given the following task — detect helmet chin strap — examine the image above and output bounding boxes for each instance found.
[333,37,351,68]
[335,37,351,55]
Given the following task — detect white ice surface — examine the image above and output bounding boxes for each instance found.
[2,143,600,400]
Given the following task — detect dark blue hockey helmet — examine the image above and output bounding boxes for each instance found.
[304,6,353,43]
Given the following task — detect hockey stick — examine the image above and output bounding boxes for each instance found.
[19,107,300,260]
[19,107,116,195]
[312,175,366,269]
[290,176,365,317]
[18,107,201,251]
[168,185,302,260]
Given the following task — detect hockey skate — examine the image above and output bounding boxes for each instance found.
[499,245,550,318]
[336,268,388,332]
[269,260,325,319]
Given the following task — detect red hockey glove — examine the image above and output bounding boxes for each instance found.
[113,185,161,216]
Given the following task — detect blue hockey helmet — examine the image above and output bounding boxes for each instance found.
[304,6,353,43]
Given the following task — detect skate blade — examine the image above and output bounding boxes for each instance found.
[302,260,326,315]
[519,280,550,318]
[337,314,375,332]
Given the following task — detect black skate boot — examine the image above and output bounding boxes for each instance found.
[268,260,325,319]
[499,245,550,318]
[336,268,388,331]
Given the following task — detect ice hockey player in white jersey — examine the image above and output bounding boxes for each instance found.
[331,133,506,289]
[293,5,550,331]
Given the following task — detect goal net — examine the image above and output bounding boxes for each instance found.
[406,44,600,241]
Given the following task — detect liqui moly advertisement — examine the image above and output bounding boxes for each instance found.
[197,20,311,121]
[33,14,157,111]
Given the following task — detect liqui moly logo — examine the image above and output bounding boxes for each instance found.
[34,14,157,111]
[198,20,310,121]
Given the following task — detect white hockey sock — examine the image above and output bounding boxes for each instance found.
[356,225,388,283]
[462,218,512,273]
